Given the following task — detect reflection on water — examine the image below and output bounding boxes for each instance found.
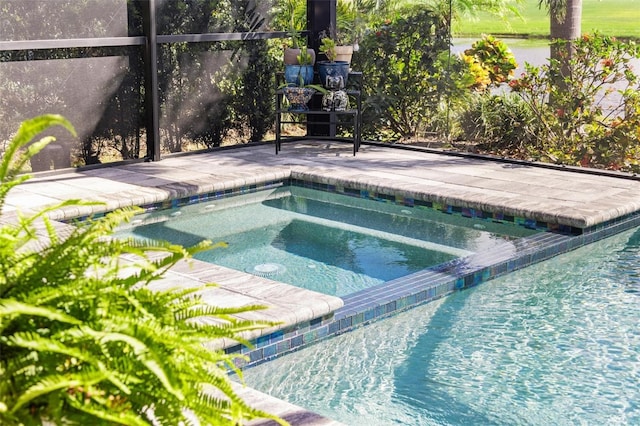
[242,227,640,425]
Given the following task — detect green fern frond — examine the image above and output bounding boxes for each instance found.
[11,369,106,413]
[0,299,82,331]
[41,214,59,246]
[176,302,270,320]
[6,331,133,399]
[1,349,38,378]
[3,115,74,163]
[77,326,185,401]
[187,390,236,424]
[0,174,29,206]
[7,331,87,359]
[195,383,290,426]
[1,116,286,425]
[0,115,75,207]
[152,282,219,303]
[64,393,148,426]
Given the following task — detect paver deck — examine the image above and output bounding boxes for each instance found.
[6,141,640,425]
[9,142,640,228]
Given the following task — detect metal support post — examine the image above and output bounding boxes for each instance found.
[306,0,336,137]
[141,0,161,161]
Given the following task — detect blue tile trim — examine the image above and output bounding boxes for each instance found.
[233,208,640,369]
[61,179,285,223]
[263,343,277,359]
[70,175,585,236]
[63,175,640,369]
[287,177,577,234]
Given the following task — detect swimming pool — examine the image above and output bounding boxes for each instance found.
[116,186,537,297]
[240,226,640,425]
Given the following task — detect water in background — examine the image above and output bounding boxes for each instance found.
[242,226,640,425]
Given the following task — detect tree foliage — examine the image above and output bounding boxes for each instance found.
[458,34,640,172]
[156,0,277,152]
[507,34,640,170]
[0,1,279,166]
[461,35,518,91]
[0,115,286,425]
[352,9,451,140]
[457,92,541,154]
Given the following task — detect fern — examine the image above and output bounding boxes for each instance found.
[0,116,288,425]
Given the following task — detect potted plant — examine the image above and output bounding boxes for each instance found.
[335,6,365,63]
[283,1,315,65]
[284,28,316,66]
[317,35,350,89]
[280,74,327,112]
[284,47,314,86]
[333,28,356,63]
[334,44,355,63]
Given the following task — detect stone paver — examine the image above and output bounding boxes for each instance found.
[10,142,640,229]
[235,383,345,426]
[9,141,640,342]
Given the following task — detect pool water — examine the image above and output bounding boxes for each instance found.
[241,226,640,425]
[116,186,536,297]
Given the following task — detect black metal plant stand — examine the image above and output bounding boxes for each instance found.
[275,72,362,156]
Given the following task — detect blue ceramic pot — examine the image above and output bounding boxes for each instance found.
[284,65,314,86]
[317,61,350,89]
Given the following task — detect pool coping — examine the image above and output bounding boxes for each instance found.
[211,174,640,368]
[48,169,640,367]
[18,145,640,232]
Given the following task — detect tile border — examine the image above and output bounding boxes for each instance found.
[62,173,640,368]
[219,178,640,368]
[70,174,587,235]
[233,210,640,369]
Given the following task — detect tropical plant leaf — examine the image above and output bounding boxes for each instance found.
[0,115,75,202]
[0,115,285,425]
[0,299,82,331]
[64,394,149,426]
[11,370,106,413]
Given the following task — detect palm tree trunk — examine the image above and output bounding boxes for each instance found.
[550,0,582,71]
[550,0,582,41]
[548,0,582,100]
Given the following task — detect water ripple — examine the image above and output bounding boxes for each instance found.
[243,228,640,425]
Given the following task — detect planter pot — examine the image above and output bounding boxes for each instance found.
[282,87,316,111]
[284,64,315,86]
[283,48,316,65]
[334,45,354,63]
[317,61,350,89]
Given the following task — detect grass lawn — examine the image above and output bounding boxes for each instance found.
[453,0,640,39]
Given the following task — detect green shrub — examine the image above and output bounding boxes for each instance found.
[461,35,518,91]
[507,33,640,171]
[351,9,451,141]
[458,93,541,155]
[0,115,286,425]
